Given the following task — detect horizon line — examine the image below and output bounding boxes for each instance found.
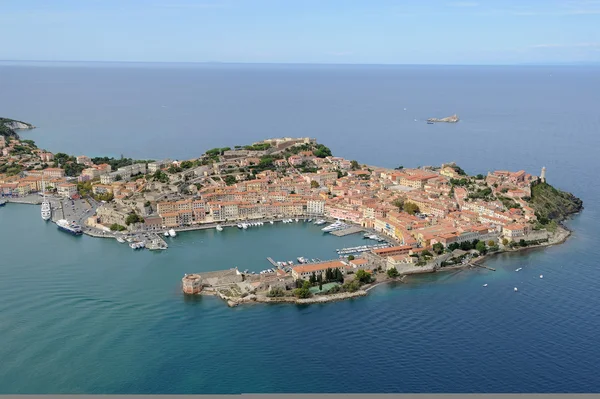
[1,59,598,67]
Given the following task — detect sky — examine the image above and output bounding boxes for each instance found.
[1,0,599,64]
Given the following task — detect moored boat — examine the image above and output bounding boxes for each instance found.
[56,219,83,235]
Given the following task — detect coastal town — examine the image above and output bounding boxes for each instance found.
[1,120,583,306]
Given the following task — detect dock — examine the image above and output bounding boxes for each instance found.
[329,226,364,237]
[266,257,278,267]
[336,243,390,255]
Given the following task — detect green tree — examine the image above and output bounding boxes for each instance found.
[180,160,193,169]
[403,202,420,215]
[125,213,144,225]
[421,250,433,258]
[224,175,237,185]
[387,267,399,278]
[519,239,528,247]
[350,160,360,170]
[348,255,355,261]
[355,269,372,284]
[309,272,317,285]
[310,180,320,189]
[115,174,122,181]
[392,198,404,211]
[475,240,487,254]
[432,242,444,255]
[487,240,495,247]
[293,280,312,298]
[110,223,126,231]
[502,238,509,246]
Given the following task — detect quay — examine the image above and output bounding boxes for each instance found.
[329,226,364,237]
[337,243,390,255]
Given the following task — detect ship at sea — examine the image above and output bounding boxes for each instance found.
[40,179,52,221]
[56,219,83,235]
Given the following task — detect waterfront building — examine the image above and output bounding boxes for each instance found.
[57,183,78,198]
[182,274,203,294]
[291,260,345,281]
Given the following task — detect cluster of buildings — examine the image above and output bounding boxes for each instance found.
[1,137,550,251]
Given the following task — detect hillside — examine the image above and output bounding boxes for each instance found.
[0,117,35,138]
[530,182,583,223]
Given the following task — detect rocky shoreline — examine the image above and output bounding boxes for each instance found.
[202,224,575,308]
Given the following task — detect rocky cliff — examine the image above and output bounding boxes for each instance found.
[530,182,583,223]
[0,117,35,138]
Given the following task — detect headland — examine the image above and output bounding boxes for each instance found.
[0,119,583,307]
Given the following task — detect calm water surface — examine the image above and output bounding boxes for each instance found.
[0,63,599,393]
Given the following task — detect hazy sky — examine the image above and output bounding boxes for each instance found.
[1,0,599,64]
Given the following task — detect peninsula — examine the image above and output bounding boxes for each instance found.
[427,114,460,123]
[0,120,583,306]
[1,117,35,138]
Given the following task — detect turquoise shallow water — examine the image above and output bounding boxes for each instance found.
[0,64,599,393]
[0,203,598,393]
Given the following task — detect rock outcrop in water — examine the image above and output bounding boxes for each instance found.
[427,114,459,123]
[0,117,35,139]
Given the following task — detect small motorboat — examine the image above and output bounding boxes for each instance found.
[514,287,518,292]
[515,268,522,272]
[483,284,488,287]
[540,275,544,279]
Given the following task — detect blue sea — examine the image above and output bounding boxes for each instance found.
[0,62,599,393]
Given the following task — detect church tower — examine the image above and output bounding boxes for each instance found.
[540,166,546,183]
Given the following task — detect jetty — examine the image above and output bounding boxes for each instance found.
[330,226,363,237]
[336,243,390,255]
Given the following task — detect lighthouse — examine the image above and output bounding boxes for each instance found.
[540,166,546,183]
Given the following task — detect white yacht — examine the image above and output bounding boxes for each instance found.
[40,179,52,221]
[322,221,346,232]
[168,229,177,237]
[216,225,223,231]
[164,231,170,237]
[269,220,274,224]
[242,223,248,229]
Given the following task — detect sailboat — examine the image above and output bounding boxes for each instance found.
[40,178,52,221]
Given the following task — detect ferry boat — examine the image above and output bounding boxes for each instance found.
[0,199,6,207]
[56,219,83,235]
[168,229,177,237]
[216,225,223,231]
